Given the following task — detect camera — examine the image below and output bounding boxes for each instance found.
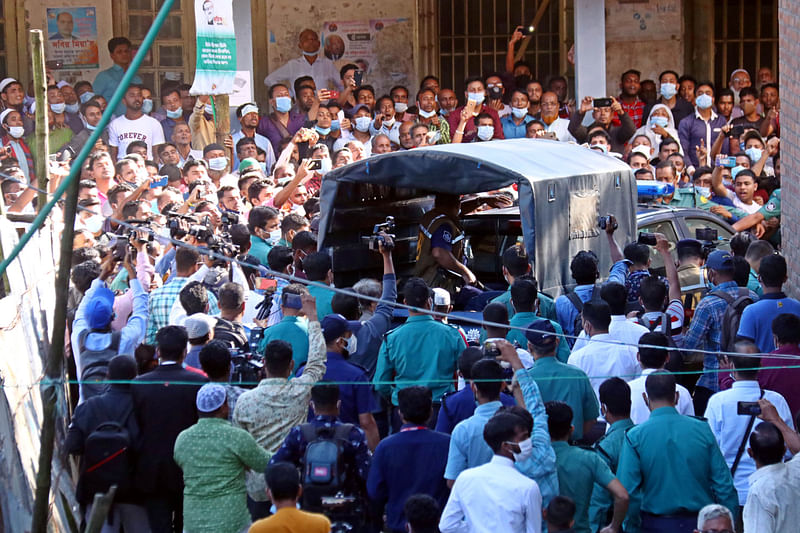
[166,211,199,239]
[220,210,241,228]
[320,492,361,533]
[729,125,745,137]
[112,234,130,262]
[593,97,613,108]
[361,216,396,251]
[637,232,657,246]
[597,215,618,231]
[695,228,718,242]
[230,345,264,388]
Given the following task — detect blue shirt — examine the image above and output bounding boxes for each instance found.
[738,292,800,353]
[300,351,376,425]
[501,114,533,139]
[678,109,729,167]
[184,344,204,370]
[367,425,451,532]
[348,274,397,378]
[435,387,515,435]
[92,64,143,117]
[554,261,629,337]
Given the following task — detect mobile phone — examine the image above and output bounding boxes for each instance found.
[282,292,303,310]
[593,97,613,108]
[353,70,364,87]
[48,153,58,162]
[308,159,323,171]
[737,401,761,416]
[337,109,345,123]
[729,125,745,137]
[598,215,618,231]
[255,277,277,290]
[637,232,657,246]
[716,155,737,168]
[519,25,535,36]
[541,131,557,140]
[328,90,339,100]
[150,176,168,188]
[2,146,12,157]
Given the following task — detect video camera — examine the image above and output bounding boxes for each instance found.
[166,211,199,239]
[695,227,719,259]
[361,216,396,251]
[111,220,155,261]
[230,344,264,388]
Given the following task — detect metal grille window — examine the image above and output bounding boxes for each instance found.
[124,0,191,102]
[438,0,560,95]
[713,0,778,88]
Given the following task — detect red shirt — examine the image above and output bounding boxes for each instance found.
[758,344,800,418]
[614,97,646,129]
[446,104,505,143]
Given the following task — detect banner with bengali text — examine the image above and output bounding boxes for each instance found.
[189,0,236,95]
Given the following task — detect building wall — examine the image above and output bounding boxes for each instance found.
[778,0,799,297]
[604,0,684,98]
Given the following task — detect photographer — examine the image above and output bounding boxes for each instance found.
[214,282,249,351]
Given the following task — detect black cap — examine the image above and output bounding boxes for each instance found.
[677,238,703,256]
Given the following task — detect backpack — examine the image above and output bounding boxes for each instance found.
[709,288,754,353]
[300,423,354,510]
[636,312,686,373]
[79,402,135,504]
[566,285,599,340]
[78,330,122,400]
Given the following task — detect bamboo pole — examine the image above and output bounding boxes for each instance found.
[30,30,49,212]
[213,94,231,170]
[513,0,553,63]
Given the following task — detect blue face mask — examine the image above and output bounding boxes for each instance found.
[660,82,677,100]
[650,115,669,128]
[731,165,746,180]
[274,96,292,113]
[695,93,713,110]
[315,125,331,136]
[301,49,319,57]
[79,91,95,104]
[745,147,763,163]
[65,102,80,114]
[85,123,97,131]
[50,102,66,114]
[142,98,154,114]
[467,92,485,105]
[511,106,528,119]
[166,107,183,119]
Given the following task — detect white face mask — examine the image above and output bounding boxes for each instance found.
[354,116,371,132]
[266,228,282,246]
[477,125,494,141]
[207,156,227,171]
[344,335,358,354]
[7,126,24,139]
[83,215,103,234]
[418,108,436,119]
[508,438,533,462]
[394,102,408,114]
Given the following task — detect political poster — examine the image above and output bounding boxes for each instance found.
[45,7,99,69]
[190,0,237,95]
[320,19,405,74]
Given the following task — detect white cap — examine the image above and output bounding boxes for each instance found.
[0,109,13,124]
[0,78,17,93]
[240,104,259,117]
[184,313,216,340]
[56,80,70,89]
[630,144,653,159]
[432,288,451,307]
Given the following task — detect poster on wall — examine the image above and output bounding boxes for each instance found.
[189,0,237,95]
[45,7,99,69]
[320,19,404,74]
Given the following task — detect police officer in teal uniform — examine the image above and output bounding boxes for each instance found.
[507,278,570,362]
[589,377,635,532]
[491,243,558,321]
[617,372,739,533]
[373,277,467,432]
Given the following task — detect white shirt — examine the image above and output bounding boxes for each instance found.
[369,118,401,145]
[232,130,276,170]
[543,117,576,142]
[439,455,542,533]
[333,131,373,157]
[629,368,695,424]
[729,192,763,215]
[705,380,794,505]
[108,114,166,160]
[178,148,204,167]
[744,454,800,533]
[568,332,641,399]
[572,315,649,352]
[485,337,534,369]
[263,55,341,95]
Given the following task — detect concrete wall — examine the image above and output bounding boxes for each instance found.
[604,0,684,97]
[778,0,799,297]
[261,1,417,99]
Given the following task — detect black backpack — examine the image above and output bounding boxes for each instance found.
[79,402,135,504]
[565,285,599,341]
[78,330,121,400]
[300,423,354,510]
[709,288,754,353]
[636,312,686,373]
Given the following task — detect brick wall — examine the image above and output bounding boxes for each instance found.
[779,0,800,297]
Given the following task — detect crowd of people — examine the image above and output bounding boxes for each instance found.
[2,23,798,533]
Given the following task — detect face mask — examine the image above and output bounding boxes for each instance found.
[50,102,66,114]
[301,48,319,57]
[354,116,371,132]
[207,156,227,171]
[731,165,746,180]
[695,94,713,109]
[142,98,153,114]
[344,335,358,354]
[166,107,183,119]
[439,108,450,117]
[266,228,282,246]
[85,123,97,132]
[320,157,332,175]
[79,91,95,104]
[650,115,669,128]
[84,215,103,234]
[477,125,494,141]
[274,96,292,113]
[511,106,528,119]
[204,104,214,116]
[745,147,763,162]
[330,119,340,131]
[394,102,408,114]
[694,185,711,199]
[7,126,24,139]
[150,199,160,214]
[467,92,485,105]
[315,125,331,136]
[660,82,677,100]
[508,438,533,462]
[383,117,396,128]
[418,108,436,119]
[65,102,80,114]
